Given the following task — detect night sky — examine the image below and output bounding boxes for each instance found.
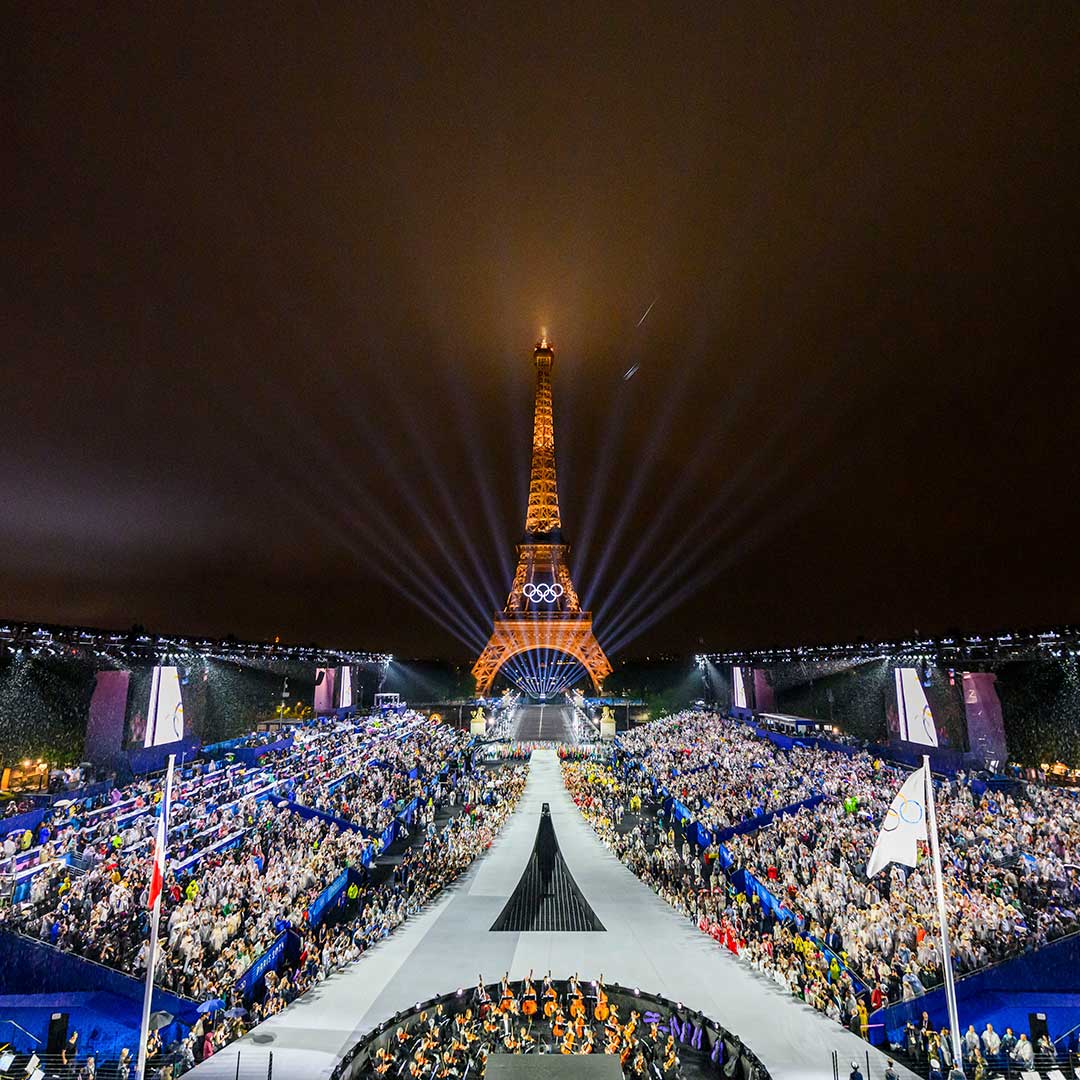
[7,6,1080,660]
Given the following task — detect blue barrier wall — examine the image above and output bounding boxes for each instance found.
[0,807,48,841]
[309,870,349,927]
[689,794,829,850]
[873,932,1080,1046]
[126,737,202,777]
[279,799,364,833]
[309,867,366,928]
[211,737,294,765]
[0,930,198,1025]
[234,930,301,1003]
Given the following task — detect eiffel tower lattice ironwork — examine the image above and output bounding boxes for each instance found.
[472,336,612,697]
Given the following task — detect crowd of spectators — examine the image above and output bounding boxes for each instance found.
[616,711,1080,990]
[565,709,1080,1073]
[172,758,527,1075]
[618,712,863,832]
[1,713,526,1077]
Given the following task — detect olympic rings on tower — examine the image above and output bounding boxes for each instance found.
[523,582,564,603]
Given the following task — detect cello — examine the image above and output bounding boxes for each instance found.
[552,1010,567,1040]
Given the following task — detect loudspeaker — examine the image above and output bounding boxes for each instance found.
[1028,1013,1049,1044]
[45,1013,68,1055]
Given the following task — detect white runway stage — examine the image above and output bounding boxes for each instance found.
[190,738,915,1080]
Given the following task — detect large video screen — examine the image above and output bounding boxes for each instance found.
[314,666,336,712]
[338,665,353,709]
[894,666,938,747]
[125,665,186,748]
[732,665,748,709]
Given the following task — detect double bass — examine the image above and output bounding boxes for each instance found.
[475,977,491,1018]
[662,1036,680,1078]
[594,975,610,1022]
[521,971,538,1018]
[498,973,517,1015]
[568,975,586,1020]
[542,973,558,1019]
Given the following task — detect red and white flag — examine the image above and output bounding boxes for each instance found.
[147,764,173,912]
[147,804,167,911]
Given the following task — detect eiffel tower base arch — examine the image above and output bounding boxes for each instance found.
[472,615,612,698]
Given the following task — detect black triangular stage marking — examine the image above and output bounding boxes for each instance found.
[490,803,605,932]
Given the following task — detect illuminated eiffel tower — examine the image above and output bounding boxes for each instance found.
[473,335,611,698]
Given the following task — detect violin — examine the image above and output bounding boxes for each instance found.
[663,1038,679,1074]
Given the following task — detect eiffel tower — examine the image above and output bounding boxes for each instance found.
[472,336,612,698]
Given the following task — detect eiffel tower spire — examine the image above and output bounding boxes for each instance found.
[472,336,611,698]
[524,333,561,536]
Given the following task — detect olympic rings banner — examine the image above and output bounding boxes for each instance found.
[523,581,563,603]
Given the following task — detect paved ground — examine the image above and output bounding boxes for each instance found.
[189,749,917,1080]
[511,703,574,742]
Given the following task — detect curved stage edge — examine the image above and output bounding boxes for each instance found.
[331,979,769,1080]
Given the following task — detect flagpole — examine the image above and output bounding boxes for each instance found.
[923,754,964,1074]
[137,753,175,1080]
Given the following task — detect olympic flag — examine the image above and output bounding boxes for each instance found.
[869,758,965,1072]
[867,764,928,877]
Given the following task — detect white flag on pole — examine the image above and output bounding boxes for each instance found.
[867,764,928,877]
